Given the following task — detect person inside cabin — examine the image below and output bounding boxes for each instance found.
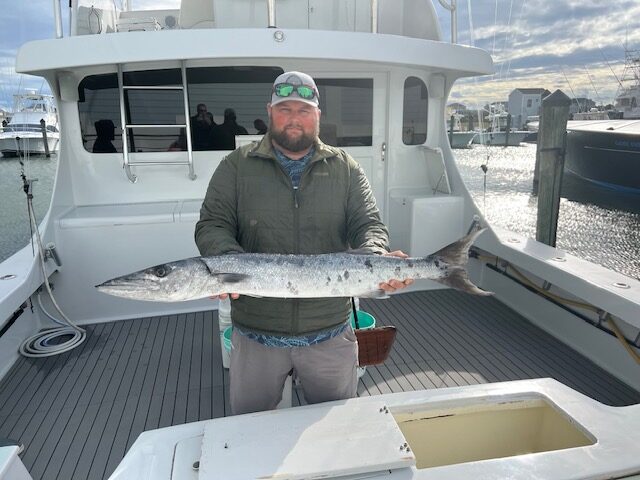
[211,108,248,150]
[92,119,117,153]
[190,103,215,151]
[253,118,268,134]
[195,71,413,415]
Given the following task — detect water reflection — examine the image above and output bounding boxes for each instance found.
[0,153,58,262]
[455,144,640,280]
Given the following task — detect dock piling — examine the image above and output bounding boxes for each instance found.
[534,90,571,247]
[40,119,51,157]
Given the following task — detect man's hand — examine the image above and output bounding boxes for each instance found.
[379,250,414,293]
[209,293,240,300]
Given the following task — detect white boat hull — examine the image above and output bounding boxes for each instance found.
[448,131,477,148]
[472,130,529,146]
[0,132,60,156]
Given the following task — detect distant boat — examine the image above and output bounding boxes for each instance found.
[564,49,640,192]
[446,112,476,148]
[472,129,529,146]
[473,106,528,146]
[0,92,60,156]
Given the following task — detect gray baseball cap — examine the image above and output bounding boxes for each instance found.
[270,71,319,108]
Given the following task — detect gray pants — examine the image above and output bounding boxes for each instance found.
[230,327,358,415]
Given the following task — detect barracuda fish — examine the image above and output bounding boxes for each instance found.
[96,226,491,301]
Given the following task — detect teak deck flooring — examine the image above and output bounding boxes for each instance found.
[1,289,638,480]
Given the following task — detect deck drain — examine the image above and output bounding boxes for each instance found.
[612,282,631,289]
[0,274,16,280]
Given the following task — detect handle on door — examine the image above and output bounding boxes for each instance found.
[381,142,386,162]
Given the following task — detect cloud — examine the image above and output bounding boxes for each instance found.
[2,0,639,113]
[436,0,640,107]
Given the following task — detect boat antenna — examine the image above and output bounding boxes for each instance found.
[583,66,603,107]
[598,45,623,89]
[560,66,583,112]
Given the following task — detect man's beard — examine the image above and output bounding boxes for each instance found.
[269,123,319,152]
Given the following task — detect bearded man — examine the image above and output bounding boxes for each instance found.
[195,71,412,415]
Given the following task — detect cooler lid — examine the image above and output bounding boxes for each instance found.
[198,401,415,479]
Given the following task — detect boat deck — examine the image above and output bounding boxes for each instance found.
[1,289,638,480]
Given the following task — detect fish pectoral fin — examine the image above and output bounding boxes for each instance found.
[359,289,390,299]
[213,273,249,283]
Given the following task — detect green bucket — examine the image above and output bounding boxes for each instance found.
[349,310,376,330]
[223,326,233,352]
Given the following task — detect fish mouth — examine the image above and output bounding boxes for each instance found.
[95,277,160,299]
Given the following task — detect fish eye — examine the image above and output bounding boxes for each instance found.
[154,266,168,277]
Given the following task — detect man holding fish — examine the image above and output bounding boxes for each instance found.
[195,71,413,414]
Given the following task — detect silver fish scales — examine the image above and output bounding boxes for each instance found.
[96,226,491,302]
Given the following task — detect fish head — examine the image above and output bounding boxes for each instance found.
[96,258,210,302]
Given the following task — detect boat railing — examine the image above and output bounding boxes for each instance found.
[117,63,196,183]
[56,0,447,42]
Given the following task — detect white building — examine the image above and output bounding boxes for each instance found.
[508,88,549,129]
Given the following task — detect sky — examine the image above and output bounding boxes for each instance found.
[1,0,639,112]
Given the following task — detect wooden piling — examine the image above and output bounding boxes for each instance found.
[534,90,571,247]
[505,113,511,146]
[40,119,51,157]
[449,115,455,145]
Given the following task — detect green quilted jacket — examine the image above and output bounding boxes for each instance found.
[195,133,389,335]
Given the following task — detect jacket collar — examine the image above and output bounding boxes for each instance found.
[249,132,340,163]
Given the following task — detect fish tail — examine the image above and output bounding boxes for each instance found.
[431,225,493,296]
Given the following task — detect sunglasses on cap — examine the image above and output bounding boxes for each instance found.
[273,83,317,100]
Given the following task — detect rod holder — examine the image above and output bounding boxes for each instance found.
[53,0,63,38]
[267,0,276,28]
[437,0,457,43]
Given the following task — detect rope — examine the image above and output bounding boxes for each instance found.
[480,254,640,365]
[17,149,86,358]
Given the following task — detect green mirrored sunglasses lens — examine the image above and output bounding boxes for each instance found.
[296,86,315,99]
[275,84,294,96]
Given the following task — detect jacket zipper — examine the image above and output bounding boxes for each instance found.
[268,153,318,336]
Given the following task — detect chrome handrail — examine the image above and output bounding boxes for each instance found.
[53,0,63,38]
[117,65,136,183]
[181,61,197,180]
[371,0,378,33]
[267,0,276,28]
[437,0,457,43]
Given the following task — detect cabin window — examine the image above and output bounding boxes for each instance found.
[185,66,283,151]
[315,78,373,146]
[402,76,428,145]
[78,73,122,153]
[78,66,283,154]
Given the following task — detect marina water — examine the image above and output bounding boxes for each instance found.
[1,145,639,280]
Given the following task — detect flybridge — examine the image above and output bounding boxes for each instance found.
[52,0,453,42]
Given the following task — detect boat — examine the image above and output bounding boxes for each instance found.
[0,92,59,156]
[446,111,476,148]
[0,1,638,479]
[565,119,640,193]
[472,106,529,146]
[564,49,640,192]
